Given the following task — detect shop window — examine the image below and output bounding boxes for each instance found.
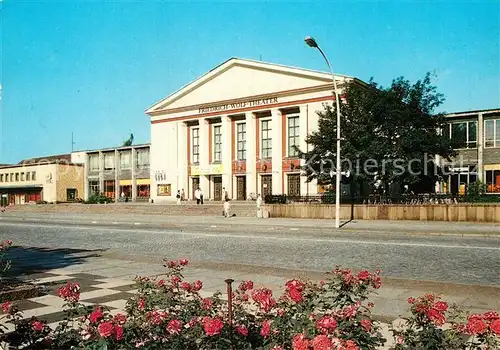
[157,184,172,196]
[261,120,272,159]
[137,184,150,200]
[103,180,115,199]
[237,123,246,161]
[213,125,222,163]
[192,128,200,164]
[485,119,500,148]
[67,189,77,202]
[136,149,150,169]
[288,116,300,157]
[88,180,99,196]
[448,121,477,149]
[486,170,500,193]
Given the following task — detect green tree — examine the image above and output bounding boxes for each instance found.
[123,133,134,147]
[300,74,457,196]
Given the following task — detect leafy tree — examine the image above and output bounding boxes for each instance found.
[123,133,134,147]
[300,74,457,196]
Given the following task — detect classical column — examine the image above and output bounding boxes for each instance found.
[114,149,120,203]
[299,104,308,195]
[177,121,188,195]
[245,112,257,197]
[83,154,89,200]
[221,115,233,198]
[199,118,210,199]
[98,151,104,195]
[131,148,137,202]
[477,113,484,182]
[271,108,283,194]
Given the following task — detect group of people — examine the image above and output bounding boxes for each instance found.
[175,186,263,218]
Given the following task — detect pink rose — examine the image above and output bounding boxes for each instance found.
[32,321,45,332]
[89,307,104,323]
[203,317,224,336]
[236,325,248,336]
[97,321,114,337]
[167,319,183,334]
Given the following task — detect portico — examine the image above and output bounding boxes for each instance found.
[146,58,354,202]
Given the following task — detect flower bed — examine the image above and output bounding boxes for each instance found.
[0,255,498,349]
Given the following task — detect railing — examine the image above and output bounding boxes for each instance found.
[263,193,500,205]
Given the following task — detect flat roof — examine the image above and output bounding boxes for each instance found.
[73,143,150,154]
[445,107,500,117]
[0,161,83,170]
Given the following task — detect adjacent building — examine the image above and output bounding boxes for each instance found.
[146,58,361,202]
[71,144,151,202]
[0,154,84,205]
[441,108,500,194]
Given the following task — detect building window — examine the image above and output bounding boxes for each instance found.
[120,151,131,170]
[15,173,19,182]
[261,119,272,159]
[21,172,25,181]
[157,184,172,196]
[486,170,500,193]
[0,174,3,182]
[237,123,246,161]
[485,119,500,148]
[192,128,200,164]
[288,116,300,157]
[10,173,14,182]
[104,153,115,170]
[88,180,99,195]
[136,149,150,169]
[26,172,30,181]
[448,121,477,149]
[89,154,99,171]
[32,172,36,181]
[213,125,222,163]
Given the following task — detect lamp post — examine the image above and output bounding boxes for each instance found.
[305,36,342,228]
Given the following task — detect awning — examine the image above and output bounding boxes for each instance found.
[0,184,43,190]
[136,179,150,185]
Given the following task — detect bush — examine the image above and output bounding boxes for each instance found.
[0,240,13,283]
[85,194,113,204]
[0,258,498,349]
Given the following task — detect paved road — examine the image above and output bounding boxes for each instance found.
[1,215,499,287]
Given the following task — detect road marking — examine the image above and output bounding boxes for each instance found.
[112,222,118,225]
[290,228,299,231]
[210,225,217,228]
[134,223,141,225]
[91,221,97,224]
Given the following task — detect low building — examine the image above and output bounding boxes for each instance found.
[441,108,500,194]
[145,57,362,202]
[71,144,151,202]
[0,155,84,205]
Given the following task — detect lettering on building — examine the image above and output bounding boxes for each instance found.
[198,97,278,114]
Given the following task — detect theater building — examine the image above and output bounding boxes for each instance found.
[146,58,358,202]
[0,155,84,205]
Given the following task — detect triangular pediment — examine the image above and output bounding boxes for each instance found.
[146,58,351,115]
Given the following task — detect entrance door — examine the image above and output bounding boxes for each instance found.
[261,175,272,198]
[236,176,246,200]
[192,177,200,199]
[287,174,301,197]
[213,176,222,201]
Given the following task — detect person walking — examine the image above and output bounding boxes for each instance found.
[194,188,201,205]
[181,189,185,201]
[223,198,231,217]
[176,190,181,205]
[199,189,204,205]
[256,193,262,218]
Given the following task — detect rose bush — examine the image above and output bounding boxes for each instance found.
[0,255,497,350]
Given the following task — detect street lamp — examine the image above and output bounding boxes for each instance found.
[305,36,342,228]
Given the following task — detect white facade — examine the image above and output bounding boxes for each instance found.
[146,58,354,202]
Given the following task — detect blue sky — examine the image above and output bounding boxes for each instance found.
[1,1,499,163]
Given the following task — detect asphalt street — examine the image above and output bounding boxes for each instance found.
[1,215,499,287]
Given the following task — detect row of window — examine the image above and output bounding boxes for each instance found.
[191,116,300,163]
[446,118,500,149]
[88,150,150,171]
[0,171,37,183]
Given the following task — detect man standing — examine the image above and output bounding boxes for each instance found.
[194,188,201,205]
[199,189,204,205]
[222,187,228,201]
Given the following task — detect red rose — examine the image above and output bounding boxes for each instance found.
[203,317,224,336]
[427,308,446,326]
[251,288,276,312]
[316,315,337,334]
[97,321,114,337]
[292,333,310,350]
[360,319,372,332]
[114,313,127,325]
[407,297,415,304]
[260,320,271,337]
[192,280,203,292]
[1,301,12,314]
[167,319,183,334]
[239,281,254,291]
[484,311,500,321]
[32,321,45,332]
[179,258,188,266]
[157,279,165,287]
[489,319,500,334]
[89,307,104,323]
[114,325,124,341]
[433,301,448,312]
[57,282,81,303]
[236,325,248,336]
[345,339,359,350]
[166,260,177,268]
[285,279,305,292]
[201,298,213,310]
[466,319,487,335]
[288,288,303,303]
[180,282,192,292]
[171,275,181,287]
[357,270,370,281]
[312,334,332,350]
[138,298,146,311]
